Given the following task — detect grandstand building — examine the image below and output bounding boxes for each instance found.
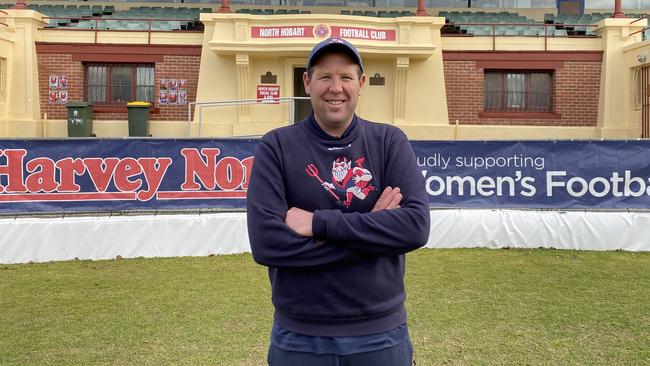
[0,0,648,139]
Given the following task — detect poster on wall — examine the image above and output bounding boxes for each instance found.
[159,79,168,105]
[178,79,187,105]
[48,90,58,103]
[59,90,68,104]
[48,74,68,104]
[49,75,58,89]
[158,79,187,105]
[58,75,68,89]
[178,91,187,105]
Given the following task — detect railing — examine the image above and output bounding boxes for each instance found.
[41,17,202,45]
[187,97,311,137]
[629,14,650,37]
[0,9,8,27]
[442,22,599,51]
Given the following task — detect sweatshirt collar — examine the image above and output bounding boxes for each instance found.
[307,112,359,141]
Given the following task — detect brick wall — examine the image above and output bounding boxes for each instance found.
[37,53,200,121]
[38,53,83,120]
[444,59,602,126]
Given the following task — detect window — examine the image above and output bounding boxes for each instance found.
[484,71,553,113]
[85,64,154,105]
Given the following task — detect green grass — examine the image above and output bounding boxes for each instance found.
[1,249,649,365]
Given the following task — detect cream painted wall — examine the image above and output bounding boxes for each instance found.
[357,58,394,123]
[0,30,14,135]
[595,18,646,138]
[0,10,45,138]
[620,40,650,137]
[442,35,602,51]
[38,28,204,45]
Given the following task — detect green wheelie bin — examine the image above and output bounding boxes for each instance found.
[66,102,94,137]
[127,101,152,137]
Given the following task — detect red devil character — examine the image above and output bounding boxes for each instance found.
[320,156,375,206]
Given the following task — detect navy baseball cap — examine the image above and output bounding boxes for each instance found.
[307,37,364,73]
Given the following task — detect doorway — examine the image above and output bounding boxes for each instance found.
[293,67,311,122]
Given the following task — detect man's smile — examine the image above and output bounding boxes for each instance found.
[326,100,345,105]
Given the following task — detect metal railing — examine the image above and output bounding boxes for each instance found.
[41,16,202,44]
[187,97,311,137]
[442,22,599,51]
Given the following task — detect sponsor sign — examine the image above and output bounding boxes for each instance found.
[413,140,650,209]
[2,139,650,213]
[0,139,257,213]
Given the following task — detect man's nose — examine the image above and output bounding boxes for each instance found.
[328,77,343,93]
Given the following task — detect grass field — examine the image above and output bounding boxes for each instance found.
[1,248,649,365]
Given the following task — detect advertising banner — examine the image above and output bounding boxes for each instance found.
[413,140,650,209]
[0,139,257,213]
[2,139,650,213]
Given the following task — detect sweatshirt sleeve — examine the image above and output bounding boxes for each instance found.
[247,136,362,268]
[311,129,430,257]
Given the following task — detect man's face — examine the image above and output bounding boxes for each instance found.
[303,52,365,136]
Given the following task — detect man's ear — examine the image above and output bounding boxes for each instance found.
[359,73,366,94]
[303,71,311,95]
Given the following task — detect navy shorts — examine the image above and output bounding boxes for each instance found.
[267,339,413,366]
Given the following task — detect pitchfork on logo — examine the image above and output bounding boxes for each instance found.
[306,164,341,200]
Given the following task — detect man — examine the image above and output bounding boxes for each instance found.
[247,37,430,366]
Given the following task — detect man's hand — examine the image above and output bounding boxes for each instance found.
[372,186,402,212]
[285,207,314,237]
[285,186,401,237]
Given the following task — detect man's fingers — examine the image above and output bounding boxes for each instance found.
[372,186,403,212]
[371,186,391,211]
[385,188,402,210]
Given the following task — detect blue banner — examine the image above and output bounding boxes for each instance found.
[413,140,650,209]
[1,139,650,213]
[0,139,258,214]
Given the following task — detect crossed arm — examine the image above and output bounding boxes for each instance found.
[247,132,430,268]
[285,186,403,237]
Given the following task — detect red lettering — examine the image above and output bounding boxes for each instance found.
[56,158,85,192]
[83,158,119,192]
[114,158,142,192]
[241,156,254,190]
[25,158,58,192]
[181,148,220,190]
[136,157,173,201]
[215,157,245,191]
[0,149,27,193]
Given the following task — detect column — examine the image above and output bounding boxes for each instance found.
[394,56,409,124]
[236,53,251,122]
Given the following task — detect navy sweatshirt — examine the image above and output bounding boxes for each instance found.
[246,114,430,337]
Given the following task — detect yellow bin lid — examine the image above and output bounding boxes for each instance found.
[127,101,151,107]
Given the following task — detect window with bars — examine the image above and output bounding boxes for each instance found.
[85,64,155,105]
[484,71,553,113]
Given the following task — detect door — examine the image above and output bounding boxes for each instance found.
[293,67,311,123]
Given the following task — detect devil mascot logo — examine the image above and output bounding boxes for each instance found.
[306,156,377,206]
